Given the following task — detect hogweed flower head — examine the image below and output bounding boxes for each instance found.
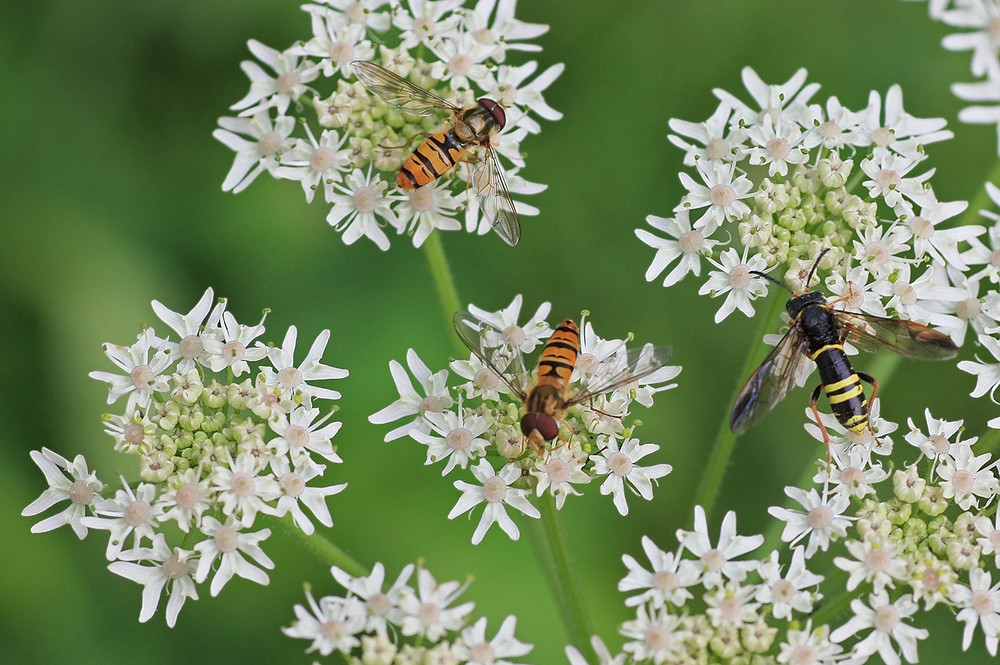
[369,294,681,543]
[284,562,533,664]
[23,288,349,627]
[638,66,994,348]
[215,0,562,249]
[574,402,1000,664]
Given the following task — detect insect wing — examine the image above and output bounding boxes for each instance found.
[834,310,958,360]
[730,328,813,433]
[453,310,528,398]
[472,146,520,246]
[567,343,675,406]
[350,61,459,116]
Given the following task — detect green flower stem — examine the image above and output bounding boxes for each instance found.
[807,567,852,626]
[690,294,786,525]
[422,231,464,354]
[530,492,596,663]
[262,514,368,578]
[422,230,594,657]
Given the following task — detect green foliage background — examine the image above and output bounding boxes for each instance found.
[2,1,995,663]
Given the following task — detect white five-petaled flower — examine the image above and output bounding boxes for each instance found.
[326,167,399,250]
[620,604,685,663]
[201,310,269,376]
[755,547,824,620]
[151,287,225,373]
[107,534,199,627]
[452,615,532,665]
[698,247,770,323]
[89,328,174,410]
[282,588,367,656]
[264,325,349,403]
[369,348,453,441]
[768,485,852,557]
[80,479,160,560]
[330,562,415,634]
[951,567,1000,657]
[269,406,344,463]
[214,112,297,193]
[676,160,754,234]
[22,448,105,539]
[676,505,764,588]
[591,436,672,516]
[193,516,274,596]
[271,455,344,536]
[397,567,475,641]
[834,535,907,594]
[409,407,491,475]
[448,459,540,544]
[529,444,591,510]
[230,39,320,116]
[636,209,717,288]
[618,535,699,609]
[829,590,928,665]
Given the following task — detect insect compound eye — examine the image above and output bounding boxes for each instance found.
[521,413,559,441]
[478,98,506,129]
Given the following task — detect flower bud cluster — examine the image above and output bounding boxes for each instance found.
[638,66,994,345]
[214,0,563,249]
[23,288,349,626]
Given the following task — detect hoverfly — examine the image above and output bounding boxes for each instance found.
[454,311,674,455]
[730,249,958,458]
[350,60,520,246]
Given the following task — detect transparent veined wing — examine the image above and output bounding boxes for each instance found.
[471,146,520,247]
[350,60,458,116]
[834,310,959,360]
[568,343,675,406]
[453,310,528,398]
[730,327,813,433]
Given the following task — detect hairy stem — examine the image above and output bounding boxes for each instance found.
[691,293,786,524]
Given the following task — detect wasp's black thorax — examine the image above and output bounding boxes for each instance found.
[788,292,840,354]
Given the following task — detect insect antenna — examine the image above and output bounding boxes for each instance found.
[805,247,832,291]
[749,269,796,295]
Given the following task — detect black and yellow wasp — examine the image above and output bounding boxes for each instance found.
[350,60,520,246]
[730,250,958,455]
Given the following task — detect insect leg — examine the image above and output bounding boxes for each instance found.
[810,383,833,466]
[381,132,434,150]
[856,371,882,447]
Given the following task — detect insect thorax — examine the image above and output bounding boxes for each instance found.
[459,105,500,141]
[524,383,565,417]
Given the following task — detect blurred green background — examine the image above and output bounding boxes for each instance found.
[3,1,996,663]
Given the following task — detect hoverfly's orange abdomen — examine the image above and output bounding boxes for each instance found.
[535,319,580,392]
[397,131,467,190]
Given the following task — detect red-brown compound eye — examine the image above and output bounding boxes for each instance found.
[521,413,559,441]
[478,98,506,129]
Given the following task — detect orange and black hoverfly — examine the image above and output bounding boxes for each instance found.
[730,249,958,458]
[350,60,520,246]
[454,311,674,455]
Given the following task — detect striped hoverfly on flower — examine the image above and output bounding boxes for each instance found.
[350,60,520,246]
[730,249,958,460]
[454,311,675,456]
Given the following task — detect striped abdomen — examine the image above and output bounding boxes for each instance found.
[396,129,469,189]
[811,344,868,434]
[535,320,580,392]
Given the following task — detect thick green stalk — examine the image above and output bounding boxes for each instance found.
[690,293,786,524]
[532,492,596,663]
[422,231,463,352]
[262,514,368,577]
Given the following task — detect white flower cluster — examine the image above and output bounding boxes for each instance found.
[215,0,562,249]
[22,288,349,626]
[916,0,1000,155]
[637,66,995,346]
[284,562,533,664]
[568,406,1000,665]
[368,295,681,544]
